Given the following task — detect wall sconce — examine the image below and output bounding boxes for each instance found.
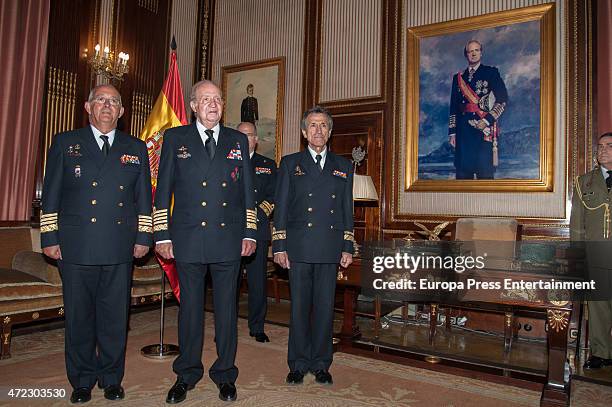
[86,44,130,82]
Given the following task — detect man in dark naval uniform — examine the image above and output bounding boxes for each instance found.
[240,84,259,124]
[237,121,277,343]
[273,106,354,386]
[448,39,508,179]
[41,84,152,403]
[154,80,257,403]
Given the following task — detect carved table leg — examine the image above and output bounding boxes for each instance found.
[1,317,12,360]
[429,303,438,346]
[504,312,514,353]
[541,308,571,407]
[339,286,361,340]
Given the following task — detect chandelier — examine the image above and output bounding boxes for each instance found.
[86,44,130,81]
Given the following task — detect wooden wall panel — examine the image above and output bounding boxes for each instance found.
[319,0,382,102]
[115,0,172,137]
[211,0,306,155]
[170,0,199,111]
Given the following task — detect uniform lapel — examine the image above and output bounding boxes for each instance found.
[79,126,105,169]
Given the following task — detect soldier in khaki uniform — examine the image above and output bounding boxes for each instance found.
[570,132,612,369]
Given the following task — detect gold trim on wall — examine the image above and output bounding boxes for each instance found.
[130,91,154,139]
[43,67,77,173]
[405,4,556,192]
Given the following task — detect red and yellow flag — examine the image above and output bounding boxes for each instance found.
[139,46,187,301]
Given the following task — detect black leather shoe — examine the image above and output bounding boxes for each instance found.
[103,385,125,400]
[217,382,237,402]
[313,370,333,385]
[584,356,605,369]
[250,332,270,343]
[166,380,194,404]
[70,388,91,404]
[285,371,304,384]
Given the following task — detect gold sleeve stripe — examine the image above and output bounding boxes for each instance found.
[154,224,168,232]
[344,231,355,241]
[41,224,58,233]
[40,212,59,233]
[272,227,287,241]
[138,215,153,233]
[259,201,274,217]
[246,222,257,230]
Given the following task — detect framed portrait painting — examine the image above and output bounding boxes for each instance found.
[405,4,555,192]
[222,57,285,163]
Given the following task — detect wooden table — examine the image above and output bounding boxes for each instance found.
[336,258,574,407]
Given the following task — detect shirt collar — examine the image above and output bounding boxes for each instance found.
[601,165,610,178]
[90,125,116,145]
[468,63,481,72]
[249,151,255,159]
[196,120,221,142]
[307,145,327,162]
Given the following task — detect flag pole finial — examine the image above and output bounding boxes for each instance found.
[171,36,177,51]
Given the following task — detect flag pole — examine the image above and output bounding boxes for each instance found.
[141,36,183,359]
[140,268,179,359]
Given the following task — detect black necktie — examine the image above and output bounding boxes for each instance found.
[315,154,322,172]
[204,129,215,159]
[607,170,612,191]
[100,135,110,156]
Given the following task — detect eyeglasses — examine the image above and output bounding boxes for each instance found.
[196,96,224,105]
[92,96,121,107]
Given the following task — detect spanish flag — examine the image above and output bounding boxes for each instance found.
[139,39,187,301]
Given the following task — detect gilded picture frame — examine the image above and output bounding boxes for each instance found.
[405,4,555,192]
[222,57,285,163]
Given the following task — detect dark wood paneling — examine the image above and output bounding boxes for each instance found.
[115,0,172,135]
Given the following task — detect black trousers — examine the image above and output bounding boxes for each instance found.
[242,241,269,334]
[59,261,132,390]
[173,260,240,385]
[287,262,337,373]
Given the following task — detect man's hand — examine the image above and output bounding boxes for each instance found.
[340,252,353,268]
[448,134,456,148]
[241,239,256,257]
[133,244,149,258]
[156,242,174,259]
[274,252,290,269]
[43,245,62,260]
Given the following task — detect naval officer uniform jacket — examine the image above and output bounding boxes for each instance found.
[153,121,257,385]
[40,125,152,390]
[272,147,354,373]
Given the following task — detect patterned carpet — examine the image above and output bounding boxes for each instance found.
[0,306,610,406]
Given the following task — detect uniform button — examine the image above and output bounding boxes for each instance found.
[202,181,207,187]
[92,181,98,187]
[117,220,122,225]
[91,217,97,223]
[307,207,313,212]
[201,221,207,227]
[330,225,334,229]
[308,193,313,197]
[119,185,124,190]
[220,223,225,227]
[331,194,336,199]
[254,189,258,193]
[308,222,313,227]
[118,202,124,207]
[255,200,259,204]
[222,202,228,207]
[222,182,227,187]
[91,199,97,205]
[330,209,334,214]
[201,201,207,206]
